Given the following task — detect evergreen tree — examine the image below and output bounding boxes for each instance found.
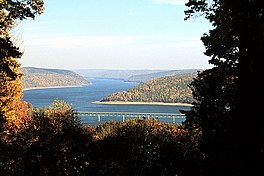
[183,0,263,175]
[0,0,44,131]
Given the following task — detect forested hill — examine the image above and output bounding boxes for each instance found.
[20,67,90,90]
[73,69,200,83]
[126,69,200,83]
[73,69,164,80]
[101,74,196,104]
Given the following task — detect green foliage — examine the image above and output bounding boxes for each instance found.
[183,67,237,127]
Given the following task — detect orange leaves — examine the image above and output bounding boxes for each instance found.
[171,128,188,138]
[3,101,32,139]
[0,102,202,175]
[0,71,30,138]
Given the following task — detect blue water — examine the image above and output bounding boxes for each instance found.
[23,78,190,126]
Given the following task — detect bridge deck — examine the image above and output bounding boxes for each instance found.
[77,111,185,118]
[77,111,186,125]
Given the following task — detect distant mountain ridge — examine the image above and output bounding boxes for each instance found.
[73,69,201,83]
[73,69,165,80]
[21,67,90,90]
[126,69,201,83]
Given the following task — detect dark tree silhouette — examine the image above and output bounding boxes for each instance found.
[183,0,263,175]
[1,1,44,174]
[0,0,44,130]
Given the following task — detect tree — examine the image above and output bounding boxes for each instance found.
[183,0,263,175]
[0,99,92,175]
[0,0,44,131]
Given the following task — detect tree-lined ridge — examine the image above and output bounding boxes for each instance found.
[21,67,90,90]
[101,73,197,104]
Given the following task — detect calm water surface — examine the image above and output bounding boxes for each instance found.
[23,78,190,126]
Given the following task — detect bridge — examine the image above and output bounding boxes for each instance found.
[77,111,186,125]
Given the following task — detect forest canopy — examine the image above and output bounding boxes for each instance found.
[0,0,263,175]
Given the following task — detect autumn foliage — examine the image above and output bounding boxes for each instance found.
[103,74,196,104]
[0,0,44,132]
[0,99,202,175]
[1,1,201,175]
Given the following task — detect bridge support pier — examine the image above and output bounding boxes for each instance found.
[172,116,176,124]
[98,115,101,122]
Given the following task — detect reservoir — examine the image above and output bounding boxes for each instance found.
[23,78,191,126]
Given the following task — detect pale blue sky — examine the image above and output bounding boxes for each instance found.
[18,0,213,70]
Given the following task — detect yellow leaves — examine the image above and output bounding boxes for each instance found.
[3,101,32,136]
[0,70,31,140]
[29,99,80,136]
[51,98,73,111]
[32,0,45,14]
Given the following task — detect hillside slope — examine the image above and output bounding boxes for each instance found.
[101,74,196,104]
[21,67,90,90]
[73,69,164,80]
[126,69,201,83]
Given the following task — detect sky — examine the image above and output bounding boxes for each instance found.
[18,0,213,70]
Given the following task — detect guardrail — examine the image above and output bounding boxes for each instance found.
[77,111,185,124]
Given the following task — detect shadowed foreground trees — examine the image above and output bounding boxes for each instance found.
[0,100,92,175]
[1,100,202,176]
[1,0,263,175]
[183,0,263,175]
[0,1,202,175]
[87,119,201,176]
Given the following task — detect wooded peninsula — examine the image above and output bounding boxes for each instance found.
[21,67,90,90]
[101,74,196,104]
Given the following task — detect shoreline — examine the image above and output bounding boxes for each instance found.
[23,84,90,91]
[93,101,193,107]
